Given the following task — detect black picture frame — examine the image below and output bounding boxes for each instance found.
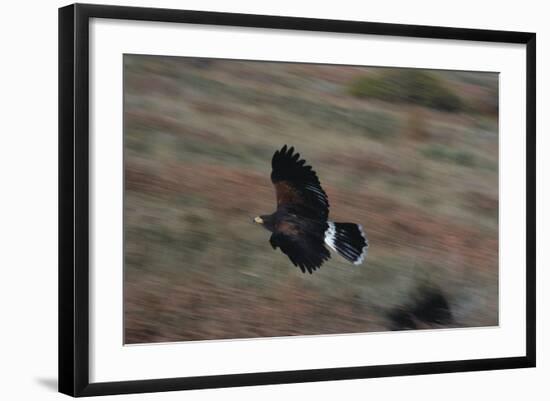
[59,3,536,397]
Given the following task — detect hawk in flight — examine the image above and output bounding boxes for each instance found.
[254,145,368,273]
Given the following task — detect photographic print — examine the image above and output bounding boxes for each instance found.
[123,54,499,344]
[59,5,535,395]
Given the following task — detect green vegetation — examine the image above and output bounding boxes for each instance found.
[421,144,497,171]
[349,69,463,112]
[421,145,476,167]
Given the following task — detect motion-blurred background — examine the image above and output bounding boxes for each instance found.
[124,55,498,344]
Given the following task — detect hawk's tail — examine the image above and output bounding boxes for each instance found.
[324,222,368,265]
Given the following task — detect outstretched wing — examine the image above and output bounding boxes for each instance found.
[270,231,330,274]
[271,145,329,220]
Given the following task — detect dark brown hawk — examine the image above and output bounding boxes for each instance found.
[254,145,368,273]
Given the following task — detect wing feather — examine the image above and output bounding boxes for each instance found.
[270,230,330,274]
[271,145,329,220]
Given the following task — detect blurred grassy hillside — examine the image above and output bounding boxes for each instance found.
[124,55,499,343]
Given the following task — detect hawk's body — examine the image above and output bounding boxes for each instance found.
[255,145,368,273]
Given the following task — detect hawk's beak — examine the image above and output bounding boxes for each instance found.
[254,216,263,224]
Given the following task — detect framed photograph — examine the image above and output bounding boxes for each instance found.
[58,3,536,397]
